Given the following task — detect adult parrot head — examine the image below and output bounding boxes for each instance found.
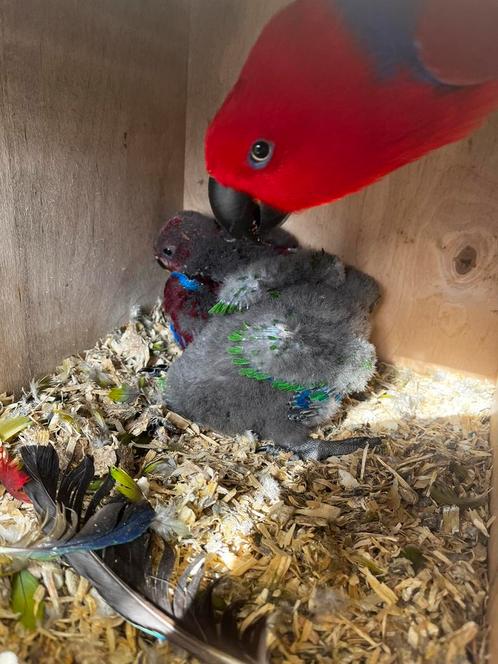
[206,0,498,239]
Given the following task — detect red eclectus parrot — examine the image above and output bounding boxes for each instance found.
[205,0,498,238]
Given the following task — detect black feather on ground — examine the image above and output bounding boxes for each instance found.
[3,444,269,664]
[101,533,268,664]
[0,444,154,557]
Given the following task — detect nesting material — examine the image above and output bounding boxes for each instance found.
[0,305,493,663]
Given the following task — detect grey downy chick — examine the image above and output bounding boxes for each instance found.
[162,247,382,461]
[154,210,297,348]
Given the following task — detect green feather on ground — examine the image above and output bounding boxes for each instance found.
[110,467,144,502]
[108,384,141,403]
[11,569,44,630]
[0,416,31,443]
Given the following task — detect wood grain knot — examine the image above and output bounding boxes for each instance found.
[440,229,495,288]
[454,245,477,275]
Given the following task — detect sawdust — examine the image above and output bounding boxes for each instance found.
[0,305,493,663]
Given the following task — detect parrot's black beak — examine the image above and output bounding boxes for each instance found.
[208,177,289,239]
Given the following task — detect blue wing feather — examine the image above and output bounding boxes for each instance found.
[334,0,444,85]
[170,272,202,292]
[169,322,187,349]
[56,502,155,553]
[289,386,342,423]
[0,501,155,558]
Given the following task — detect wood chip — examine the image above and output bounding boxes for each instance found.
[0,305,492,663]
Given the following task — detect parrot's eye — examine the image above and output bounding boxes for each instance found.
[162,247,174,257]
[248,140,274,168]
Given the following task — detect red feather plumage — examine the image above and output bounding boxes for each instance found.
[0,448,31,502]
[206,0,498,213]
[162,274,220,348]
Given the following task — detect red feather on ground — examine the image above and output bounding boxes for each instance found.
[0,448,30,502]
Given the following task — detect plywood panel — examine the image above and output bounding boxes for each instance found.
[185,0,498,379]
[0,0,189,394]
[489,382,498,659]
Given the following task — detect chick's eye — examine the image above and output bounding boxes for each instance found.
[248,140,274,168]
[162,247,173,257]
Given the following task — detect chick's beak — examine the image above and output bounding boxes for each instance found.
[208,177,289,239]
[155,256,168,270]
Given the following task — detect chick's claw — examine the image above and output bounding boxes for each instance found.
[256,442,300,461]
[292,436,382,461]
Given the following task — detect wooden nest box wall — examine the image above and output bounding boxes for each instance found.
[0,0,189,394]
[0,0,496,391]
[0,0,497,655]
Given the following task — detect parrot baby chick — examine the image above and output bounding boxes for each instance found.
[162,247,381,461]
[154,210,296,348]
